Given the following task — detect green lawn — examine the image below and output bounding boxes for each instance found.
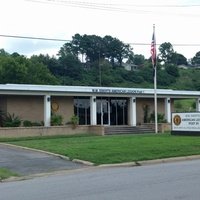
[2,133,200,165]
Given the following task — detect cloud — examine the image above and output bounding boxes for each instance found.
[2,38,64,56]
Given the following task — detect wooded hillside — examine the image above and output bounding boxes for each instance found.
[1,34,200,90]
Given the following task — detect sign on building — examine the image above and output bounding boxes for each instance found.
[171,112,200,135]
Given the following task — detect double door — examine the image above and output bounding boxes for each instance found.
[97,99,110,125]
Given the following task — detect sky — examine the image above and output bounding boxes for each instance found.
[0,0,200,60]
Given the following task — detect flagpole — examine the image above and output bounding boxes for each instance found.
[154,60,158,133]
[153,24,158,134]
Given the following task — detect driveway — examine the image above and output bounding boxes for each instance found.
[0,144,86,176]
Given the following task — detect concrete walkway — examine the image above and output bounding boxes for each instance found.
[0,144,86,176]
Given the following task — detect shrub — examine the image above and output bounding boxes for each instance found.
[32,122,42,126]
[23,120,33,127]
[149,112,167,123]
[51,114,63,126]
[0,110,6,127]
[69,115,79,128]
[3,113,21,127]
[23,120,42,127]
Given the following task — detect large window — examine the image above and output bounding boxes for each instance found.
[74,97,90,125]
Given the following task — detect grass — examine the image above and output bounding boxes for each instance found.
[174,99,196,112]
[1,133,200,165]
[0,168,18,180]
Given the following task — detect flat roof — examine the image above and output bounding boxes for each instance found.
[0,84,199,98]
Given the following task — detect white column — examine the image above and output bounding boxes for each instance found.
[44,95,51,127]
[129,97,136,126]
[165,97,171,123]
[196,98,200,111]
[90,96,97,125]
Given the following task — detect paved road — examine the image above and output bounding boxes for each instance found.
[1,159,200,200]
[0,144,86,175]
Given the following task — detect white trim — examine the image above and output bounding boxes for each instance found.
[1,84,200,98]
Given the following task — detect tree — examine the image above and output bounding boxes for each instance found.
[0,56,27,83]
[0,52,59,85]
[165,64,179,77]
[103,35,133,67]
[171,53,188,65]
[30,54,61,75]
[158,42,174,64]
[26,59,59,84]
[128,54,145,66]
[58,53,83,80]
[191,51,200,65]
[58,34,134,67]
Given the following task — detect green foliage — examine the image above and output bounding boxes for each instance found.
[0,36,200,91]
[143,105,149,123]
[158,42,174,64]
[58,34,133,67]
[51,114,63,126]
[0,110,6,127]
[23,120,42,127]
[70,115,79,127]
[0,52,59,85]
[191,51,200,65]
[165,64,179,77]
[174,99,196,112]
[3,113,21,127]
[149,112,167,123]
[23,120,32,127]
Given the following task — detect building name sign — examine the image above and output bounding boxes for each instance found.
[172,112,200,132]
[92,88,144,94]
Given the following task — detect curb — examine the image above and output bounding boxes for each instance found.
[72,159,94,166]
[137,155,200,166]
[98,155,200,168]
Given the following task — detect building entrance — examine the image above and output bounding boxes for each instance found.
[97,99,110,125]
[97,97,128,126]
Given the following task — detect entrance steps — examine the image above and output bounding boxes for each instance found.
[104,125,155,135]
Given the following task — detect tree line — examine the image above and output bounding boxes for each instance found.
[1,33,200,90]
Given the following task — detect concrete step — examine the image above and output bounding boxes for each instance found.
[104,125,155,135]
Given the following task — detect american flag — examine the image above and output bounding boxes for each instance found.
[151,27,156,67]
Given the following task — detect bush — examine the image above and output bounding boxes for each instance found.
[149,112,167,123]
[23,120,42,127]
[3,113,21,127]
[69,115,79,128]
[51,114,63,126]
[0,110,6,127]
[23,120,33,127]
[32,122,42,126]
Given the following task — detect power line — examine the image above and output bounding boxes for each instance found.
[25,0,200,17]
[1,34,200,47]
[0,34,69,42]
[26,0,200,8]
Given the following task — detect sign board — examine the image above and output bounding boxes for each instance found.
[171,112,200,135]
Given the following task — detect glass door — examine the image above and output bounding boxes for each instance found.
[97,99,110,125]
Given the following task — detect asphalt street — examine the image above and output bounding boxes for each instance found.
[0,144,86,176]
[1,159,200,200]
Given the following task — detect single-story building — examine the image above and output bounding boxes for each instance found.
[0,84,200,130]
